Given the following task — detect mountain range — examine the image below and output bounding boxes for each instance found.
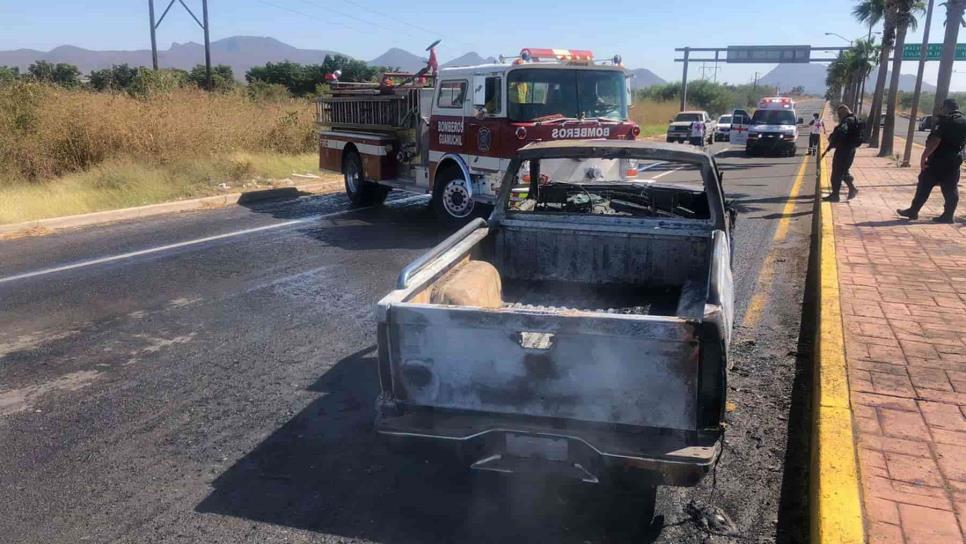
[758,63,936,95]
[0,36,666,87]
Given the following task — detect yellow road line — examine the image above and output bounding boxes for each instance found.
[811,113,865,544]
[741,154,810,330]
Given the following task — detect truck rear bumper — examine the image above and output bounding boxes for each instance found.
[376,403,721,487]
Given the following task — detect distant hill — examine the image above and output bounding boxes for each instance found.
[441,52,497,68]
[368,47,426,72]
[627,68,666,89]
[759,62,937,95]
[0,38,668,87]
[0,36,343,81]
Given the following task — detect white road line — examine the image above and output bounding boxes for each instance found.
[653,165,689,179]
[0,195,427,285]
[636,161,667,172]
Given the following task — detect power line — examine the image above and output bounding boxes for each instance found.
[256,0,359,31]
[338,0,478,51]
[297,0,409,36]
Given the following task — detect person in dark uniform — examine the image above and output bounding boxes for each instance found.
[897,98,966,223]
[824,104,860,202]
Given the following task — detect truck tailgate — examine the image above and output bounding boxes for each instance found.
[384,304,700,431]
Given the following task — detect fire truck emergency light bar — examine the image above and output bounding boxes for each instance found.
[499,48,622,66]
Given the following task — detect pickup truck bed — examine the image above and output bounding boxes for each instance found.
[375,141,733,486]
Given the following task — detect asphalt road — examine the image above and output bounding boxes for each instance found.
[0,99,822,544]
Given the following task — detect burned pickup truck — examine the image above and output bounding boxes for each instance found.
[374,140,735,487]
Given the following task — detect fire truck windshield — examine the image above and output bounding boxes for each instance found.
[507,69,628,122]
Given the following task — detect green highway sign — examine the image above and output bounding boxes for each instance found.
[902,43,966,61]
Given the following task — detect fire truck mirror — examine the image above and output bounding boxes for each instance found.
[472,76,487,107]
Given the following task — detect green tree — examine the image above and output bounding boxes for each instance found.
[0,66,19,83]
[88,64,141,92]
[27,60,81,87]
[127,68,188,98]
[187,64,236,92]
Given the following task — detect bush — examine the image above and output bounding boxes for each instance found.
[0,66,19,83]
[127,68,188,99]
[27,61,81,87]
[187,64,236,92]
[246,55,392,97]
[635,81,778,116]
[0,82,317,183]
[247,80,291,102]
[89,64,140,92]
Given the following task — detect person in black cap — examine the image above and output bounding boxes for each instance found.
[898,98,966,223]
[824,104,860,202]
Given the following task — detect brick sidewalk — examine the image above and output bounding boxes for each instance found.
[827,130,966,542]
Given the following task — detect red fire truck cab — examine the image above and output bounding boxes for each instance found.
[317,48,640,224]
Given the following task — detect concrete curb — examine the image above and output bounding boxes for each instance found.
[810,106,866,544]
[0,178,343,239]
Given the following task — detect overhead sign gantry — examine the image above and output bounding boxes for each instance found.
[674,45,850,110]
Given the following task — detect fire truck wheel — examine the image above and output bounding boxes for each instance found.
[432,168,476,225]
[343,151,388,206]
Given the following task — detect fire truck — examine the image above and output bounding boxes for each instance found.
[317,47,640,224]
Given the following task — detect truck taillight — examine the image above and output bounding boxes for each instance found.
[631,125,641,137]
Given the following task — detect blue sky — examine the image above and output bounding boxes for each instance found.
[0,0,963,89]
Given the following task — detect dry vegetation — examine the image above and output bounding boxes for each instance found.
[0,82,321,223]
[630,98,680,138]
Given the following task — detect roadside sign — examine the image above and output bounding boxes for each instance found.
[727,46,811,64]
[901,43,966,61]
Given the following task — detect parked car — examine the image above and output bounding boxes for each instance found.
[375,139,735,490]
[714,114,733,142]
[666,111,716,144]
[918,115,936,132]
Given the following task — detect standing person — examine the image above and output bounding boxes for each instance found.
[807,112,825,156]
[824,104,860,202]
[897,98,966,223]
[690,118,706,148]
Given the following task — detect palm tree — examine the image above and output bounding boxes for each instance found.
[934,0,966,112]
[880,0,918,156]
[825,41,878,110]
[868,0,898,147]
[853,0,886,112]
[863,1,925,147]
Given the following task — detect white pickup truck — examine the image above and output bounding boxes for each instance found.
[374,140,735,488]
[666,111,716,144]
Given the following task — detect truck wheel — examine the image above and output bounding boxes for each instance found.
[343,151,388,207]
[432,167,475,226]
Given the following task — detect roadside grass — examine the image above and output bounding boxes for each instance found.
[0,152,319,225]
[631,98,678,139]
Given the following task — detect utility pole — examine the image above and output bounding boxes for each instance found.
[753,71,759,91]
[149,0,159,70]
[148,0,213,89]
[903,0,935,167]
[680,47,690,112]
[202,0,212,90]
